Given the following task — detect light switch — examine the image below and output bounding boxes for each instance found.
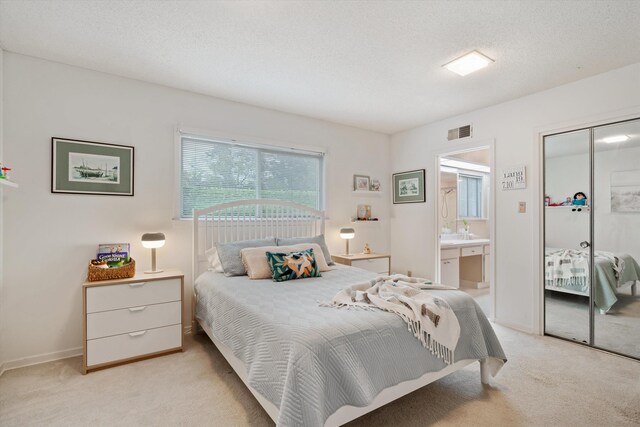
[518,202,526,213]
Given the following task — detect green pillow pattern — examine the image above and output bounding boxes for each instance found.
[266,248,321,282]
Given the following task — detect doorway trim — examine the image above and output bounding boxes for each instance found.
[433,138,496,320]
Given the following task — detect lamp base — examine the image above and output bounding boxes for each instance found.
[144,269,164,274]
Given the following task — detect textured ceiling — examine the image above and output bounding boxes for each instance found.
[1,0,639,134]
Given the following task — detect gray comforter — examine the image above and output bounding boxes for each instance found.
[195,265,506,427]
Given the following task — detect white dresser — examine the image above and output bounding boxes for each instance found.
[331,253,391,275]
[82,270,184,374]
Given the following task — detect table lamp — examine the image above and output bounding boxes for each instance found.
[339,228,355,256]
[141,232,165,274]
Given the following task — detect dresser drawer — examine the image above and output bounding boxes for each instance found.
[86,278,181,313]
[87,301,182,340]
[351,257,389,274]
[86,324,182,367]
[461,246,483,257]
[441,248,460,260]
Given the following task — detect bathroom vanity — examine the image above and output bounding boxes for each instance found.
[440,238,490,288]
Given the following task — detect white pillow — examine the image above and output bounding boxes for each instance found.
[206,247,224,273]
[241,243,331,280]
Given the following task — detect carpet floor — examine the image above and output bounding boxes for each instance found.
[1,324,639,427]
[545,288,640,358]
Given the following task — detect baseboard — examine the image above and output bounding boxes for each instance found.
[1,327,194,377]
[0,347,83,376]
[492,318,535,335]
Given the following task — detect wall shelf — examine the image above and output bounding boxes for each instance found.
[0,179,18,188]
[545,205,589,208]
[545,205,589,211]
[352,190,382,196]
[351,220,383,225]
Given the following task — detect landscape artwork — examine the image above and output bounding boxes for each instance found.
[398,178,419,196]
[52,137,134,196]
[392,169,425,204]
[69,152,120,184]
[611,170,640,213]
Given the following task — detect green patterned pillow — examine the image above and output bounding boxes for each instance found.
[266,248,322,282]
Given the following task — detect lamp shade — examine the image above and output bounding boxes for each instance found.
[339,228,355,240]
[141,232,166,248]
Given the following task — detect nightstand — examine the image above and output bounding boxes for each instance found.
[332,253,391,275]
[82,270,184,374]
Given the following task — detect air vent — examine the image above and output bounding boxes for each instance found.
[447,124,472,141]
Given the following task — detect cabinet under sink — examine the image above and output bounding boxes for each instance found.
[440,243,490,288]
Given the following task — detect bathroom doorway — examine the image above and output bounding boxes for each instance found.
[436,146,493,317]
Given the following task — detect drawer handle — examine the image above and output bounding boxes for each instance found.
[129,330,147,337]
[129,282,146,288]
[129,306,147,312]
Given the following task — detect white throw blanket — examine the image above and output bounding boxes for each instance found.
[323,275,461,364]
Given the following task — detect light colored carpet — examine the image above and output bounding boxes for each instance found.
[1,324,639,427]
[461,287,490,316]
[545,288,640,358]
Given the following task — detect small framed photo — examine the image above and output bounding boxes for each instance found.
[353,174,370,191]
[52,137,134,196]
[393,169,425,204]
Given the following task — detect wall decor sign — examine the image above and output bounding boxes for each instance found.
[52,137,134,196]
[393,169,425,204]
[500,165,526,190]
[611,170,640,213]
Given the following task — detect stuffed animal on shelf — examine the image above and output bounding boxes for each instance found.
[363,243,371,254]
[572,192,587,206]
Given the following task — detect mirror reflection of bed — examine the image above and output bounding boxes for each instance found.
[544,118,640,358]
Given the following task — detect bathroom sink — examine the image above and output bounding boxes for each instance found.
[440,237,490,247]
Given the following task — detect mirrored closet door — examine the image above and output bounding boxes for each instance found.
[544,117,640,360]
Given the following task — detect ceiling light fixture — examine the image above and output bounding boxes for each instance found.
[601,135,629,144]
[443,50,494,76]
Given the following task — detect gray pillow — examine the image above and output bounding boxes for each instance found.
[276,235,334,265]
[216,237,277,276]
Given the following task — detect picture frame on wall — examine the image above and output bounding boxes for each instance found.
[353,174,371,191]
[393,169,425,204]
[52,137,134,196]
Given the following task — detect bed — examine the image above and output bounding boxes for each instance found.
[545,248,640,313]
[192,200,506,426]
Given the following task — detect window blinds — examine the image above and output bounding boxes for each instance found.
[180,136,323,218]
[458,174,482,218]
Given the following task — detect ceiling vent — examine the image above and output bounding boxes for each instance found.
[447,124,472,141]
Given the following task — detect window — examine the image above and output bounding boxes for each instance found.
[180,135,323,218]
[458,174,482,218]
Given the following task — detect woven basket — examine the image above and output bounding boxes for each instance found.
[87,258,136,282]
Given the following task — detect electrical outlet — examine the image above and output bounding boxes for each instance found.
[519,202,526,213]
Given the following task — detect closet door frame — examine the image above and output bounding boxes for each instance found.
[541,116,640,361]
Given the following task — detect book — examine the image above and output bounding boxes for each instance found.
[97,243,130,267]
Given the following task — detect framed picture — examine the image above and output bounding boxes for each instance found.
[611,170,640,213]
[52,137,134,196]
[357,204,372,220]
[353,174,370,191]
[393,169,425,204]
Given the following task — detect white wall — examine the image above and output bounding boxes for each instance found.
[1,53,390,365]
[546,146,640,260]
[544,152,590,250]
[390,62,640,333]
